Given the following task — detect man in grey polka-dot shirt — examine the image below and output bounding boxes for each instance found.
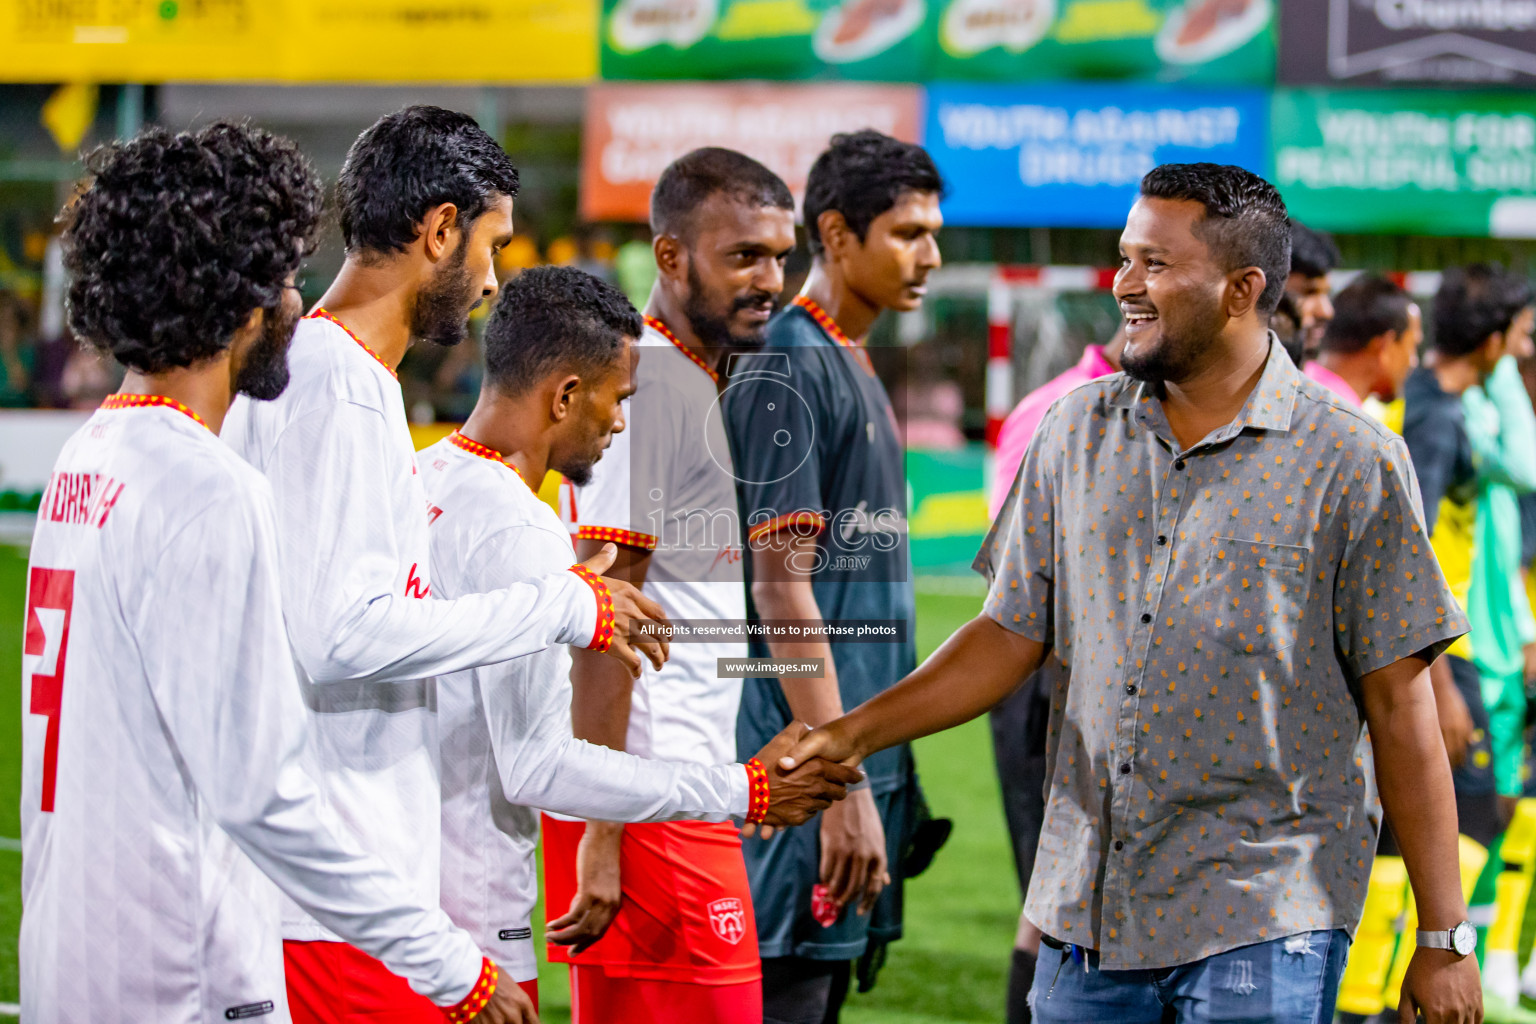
[779,164,1479,1024]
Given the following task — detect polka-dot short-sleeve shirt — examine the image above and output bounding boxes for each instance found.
[977,338,1467,970]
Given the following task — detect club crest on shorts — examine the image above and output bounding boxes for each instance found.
[707,897,746,944]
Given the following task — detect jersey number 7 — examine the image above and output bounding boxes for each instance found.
[25,568,75,813]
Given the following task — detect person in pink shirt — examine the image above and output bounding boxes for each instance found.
[1305,274,1421,407]
[989,328,1124,517]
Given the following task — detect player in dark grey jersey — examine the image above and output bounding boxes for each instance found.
[724,130,944,1024]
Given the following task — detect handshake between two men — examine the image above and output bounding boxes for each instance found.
[589,543,866,831]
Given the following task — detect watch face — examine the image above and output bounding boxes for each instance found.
[1452,921,1477,956]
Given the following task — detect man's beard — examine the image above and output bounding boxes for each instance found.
[553,440,601,487]
[234,301,300,401]
[683,262,773,351]
[557,455,596,488]
[1120,302,1224,386]
[412,239,478,348]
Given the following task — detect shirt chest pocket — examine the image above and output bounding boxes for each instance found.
[1199,537,1312,657]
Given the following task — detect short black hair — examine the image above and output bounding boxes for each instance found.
[1139,163,1292,315]
[1289,222,1340,280]
[62,122,321,374]
[650,147,794,240]
[1433,263,1534,357]
[1322,275,1413,355]
[483,266,642,396]
[338,105,519,257]
[803,129,945,259]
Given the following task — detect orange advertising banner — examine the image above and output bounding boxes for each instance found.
[581,82,924,223]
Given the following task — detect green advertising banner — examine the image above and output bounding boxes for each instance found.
[932,0,1273,84]
[600,0,1275,83]
[1273,89,1536,239]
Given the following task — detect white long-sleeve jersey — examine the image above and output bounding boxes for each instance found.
[20,399,484,1023]
[568,321,747,765]
[221,312,602,943]
[422,432,750,982]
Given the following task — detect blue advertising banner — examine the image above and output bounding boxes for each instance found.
[925,82,1269,228]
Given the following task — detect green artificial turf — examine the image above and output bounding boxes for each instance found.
[1,545,26,1010]
[0,562,1008,1021]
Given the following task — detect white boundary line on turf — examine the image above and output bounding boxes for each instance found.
[0,1003,17,1016]
[0,836,20,852]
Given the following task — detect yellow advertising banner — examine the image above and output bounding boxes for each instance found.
[1,0,597,83]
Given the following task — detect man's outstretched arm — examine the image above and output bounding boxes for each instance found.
[781,614,1049,769]
[1361,653,1482,1024]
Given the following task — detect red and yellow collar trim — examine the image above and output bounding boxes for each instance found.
[644,315,719,385]
[792,295,863,350]
[449,430,528,487]
[306,308,398,380]
[100,393,209,431]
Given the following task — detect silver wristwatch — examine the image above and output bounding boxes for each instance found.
[1416,920,1476,957]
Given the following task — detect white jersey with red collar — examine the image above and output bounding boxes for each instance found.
[222,312,603,943]
[422,432,750,981]
[21,400,484,1022]
[568,320,747,766]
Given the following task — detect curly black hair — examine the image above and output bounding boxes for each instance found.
[338,105,519,257]
[1140,163,1291,315]
[803,129,945,259]
[1434,263,1534,357]
[62,122,322,375]
[484,266,642,397]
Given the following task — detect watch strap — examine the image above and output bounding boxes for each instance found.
[1414,928,1453,950]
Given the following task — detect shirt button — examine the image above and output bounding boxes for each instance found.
[1140,613,1152,623]
[1174,459,1186,471]
[1119,762,1132,775]
[1126,683,1137,695]
[1114,840,1125,851]
[1157,535,1168,546]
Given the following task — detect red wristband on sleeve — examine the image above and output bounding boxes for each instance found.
[568,564,615,653]
[442,957,497,1023]
[745,758,771,824]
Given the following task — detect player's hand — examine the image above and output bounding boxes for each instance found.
[1435,681,1474,770]
[578,544,670,677]
[741,722,864,839]
[778,717,866,774]
[1398,947,1481,1023]
[465,967,539,1023]
[819,789,888,917]
[546,822,623,955]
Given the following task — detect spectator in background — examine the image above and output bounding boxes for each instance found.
[1401,265,1535,999]
[1268,291,1301,361]
[1287,220,1340,366]
[1310,274,1421,407]
[0,290,31,406]
[988,325,1123,517]
[1460,274,1536,1010]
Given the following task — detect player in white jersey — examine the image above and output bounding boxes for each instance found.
[424,266,861,999]
[220,107,666,1023]
[22,123,521,1023]
[547,149,798,1024]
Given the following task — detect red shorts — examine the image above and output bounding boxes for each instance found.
[284,941,537,1023]
[542,816,761,985]
[570,964,760,1024]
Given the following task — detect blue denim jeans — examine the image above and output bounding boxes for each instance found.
[1029,929,1350,1024]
